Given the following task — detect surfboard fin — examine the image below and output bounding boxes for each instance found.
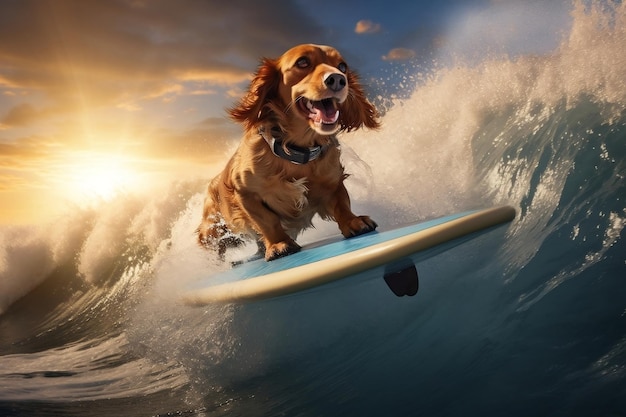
[384,259,419,297]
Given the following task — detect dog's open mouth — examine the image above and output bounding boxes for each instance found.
[297,97,340,127]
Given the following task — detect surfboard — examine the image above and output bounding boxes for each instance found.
[181,205,516,305]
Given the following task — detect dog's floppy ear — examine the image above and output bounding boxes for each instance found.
[339,70,381,132]
[229,58,280,130]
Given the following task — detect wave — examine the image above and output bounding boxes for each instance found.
[1,1,625,414]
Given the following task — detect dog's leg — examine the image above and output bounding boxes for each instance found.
[197,212,246,257]
[197,186,246,258]
[238,191,301,261]
[330,182,378,238]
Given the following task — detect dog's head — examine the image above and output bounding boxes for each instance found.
[229,44,380,138]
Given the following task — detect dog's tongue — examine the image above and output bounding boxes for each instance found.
[310,99,339,124]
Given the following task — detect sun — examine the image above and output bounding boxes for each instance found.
[73,162,132,200]
[61,151,146,203]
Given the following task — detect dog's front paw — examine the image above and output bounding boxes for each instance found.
[265,240,301,261]
[340,215,378,238]
[197,218,245,259]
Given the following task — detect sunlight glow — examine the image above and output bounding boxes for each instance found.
[60,152,146,203]
[73,162,131,199]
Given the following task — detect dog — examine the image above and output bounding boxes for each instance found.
[197,44,380,261]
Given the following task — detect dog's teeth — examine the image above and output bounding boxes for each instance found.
[306,100,314,111]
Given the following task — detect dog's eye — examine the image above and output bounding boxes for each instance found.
[296,57,310,69]
[338,62,348,73]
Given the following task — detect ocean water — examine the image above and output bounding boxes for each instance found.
[1,2,625,416]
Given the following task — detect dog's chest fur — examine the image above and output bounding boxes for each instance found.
[235,137,344,223]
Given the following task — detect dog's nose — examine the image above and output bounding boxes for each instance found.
[324,73,346,92]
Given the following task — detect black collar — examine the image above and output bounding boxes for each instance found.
[259,126,334,165]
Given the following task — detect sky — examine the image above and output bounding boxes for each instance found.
[0,0,571,225]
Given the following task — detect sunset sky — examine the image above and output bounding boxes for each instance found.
[0,0,569,224]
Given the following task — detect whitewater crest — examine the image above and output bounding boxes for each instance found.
[0,181,214,315]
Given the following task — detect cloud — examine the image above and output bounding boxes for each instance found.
[0,0,322,126]
[0,136,62,193]
[382,47,417,61]
[116,102,143,112]
[355,19,382,34]
[189,89,216,96]
[148,116,242,162]
[1,103,39,127]
[0,0,330,224]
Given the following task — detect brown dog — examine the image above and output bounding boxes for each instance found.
[197,44,380,261]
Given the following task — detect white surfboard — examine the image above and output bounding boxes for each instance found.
[181,205,516,305]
